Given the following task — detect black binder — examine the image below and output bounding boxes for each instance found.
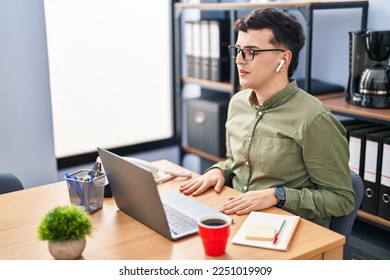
[342,121,379,141]
[348,125,389,178]
[361,130,390,215]
[378,137,390,220]
[340,119,367,126]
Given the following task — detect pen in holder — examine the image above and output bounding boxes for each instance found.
[65,169,106,214]
[95,156,112,197]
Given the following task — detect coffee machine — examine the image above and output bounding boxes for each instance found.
[347,30,390,108]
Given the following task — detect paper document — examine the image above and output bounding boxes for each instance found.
[232,211,300,251]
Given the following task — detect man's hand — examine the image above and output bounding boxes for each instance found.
[179,168,225,196]
[218,188,277,215]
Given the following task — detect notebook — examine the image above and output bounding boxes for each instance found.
[232,211,300,251]
[97,147,232,241]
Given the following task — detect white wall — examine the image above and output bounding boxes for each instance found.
[367,0,390,29]
[1,0,389,188]
[0,0,179,189]
[0,0,58,188]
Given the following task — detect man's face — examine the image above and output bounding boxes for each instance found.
[234,28,284,91]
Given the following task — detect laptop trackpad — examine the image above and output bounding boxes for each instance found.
[160,191,232,222]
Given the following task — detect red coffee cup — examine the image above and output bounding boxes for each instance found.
[197,214,231,257]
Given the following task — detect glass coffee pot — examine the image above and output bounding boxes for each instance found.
[359,31,390,96]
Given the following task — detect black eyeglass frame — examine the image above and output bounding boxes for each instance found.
[228,45,286,61]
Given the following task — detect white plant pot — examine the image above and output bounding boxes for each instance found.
[48,239,86,260]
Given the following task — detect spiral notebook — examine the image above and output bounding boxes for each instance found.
[232,211,300,251]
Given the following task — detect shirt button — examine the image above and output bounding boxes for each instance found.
[245,161,249,166]
[248,137,252,142]
[243,185,248,192]
[258,111,263,116]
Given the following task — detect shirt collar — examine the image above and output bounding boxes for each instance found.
[249,80,299,110]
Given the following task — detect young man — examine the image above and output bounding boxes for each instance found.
[180,8,355,227]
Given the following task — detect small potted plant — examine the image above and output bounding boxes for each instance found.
[37,205,93,260]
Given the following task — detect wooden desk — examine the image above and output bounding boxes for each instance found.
[0,160,344,260]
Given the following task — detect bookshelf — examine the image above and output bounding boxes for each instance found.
[174,1,369,93]
[174,1,390,231]
[174,1,369,162]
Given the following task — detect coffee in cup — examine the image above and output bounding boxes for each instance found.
[197,214,231,256]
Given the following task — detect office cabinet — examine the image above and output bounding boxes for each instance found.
[187,94,230,158]
[344,220,390,260]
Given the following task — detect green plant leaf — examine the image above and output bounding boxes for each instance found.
[37,205,92,242]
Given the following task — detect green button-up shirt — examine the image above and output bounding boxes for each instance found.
[212,80,355,227]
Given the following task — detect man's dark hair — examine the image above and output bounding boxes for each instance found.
[234,8,305,78]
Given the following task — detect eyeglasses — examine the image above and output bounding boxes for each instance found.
[228,45,285,61]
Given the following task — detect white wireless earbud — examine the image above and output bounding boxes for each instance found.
[275,59,285,73]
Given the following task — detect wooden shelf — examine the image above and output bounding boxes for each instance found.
[317,92,390,124]
[182,145,225,163]
[357,210,390,229]
[182,76,232,93]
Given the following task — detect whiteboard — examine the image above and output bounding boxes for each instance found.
[44,0,174,158]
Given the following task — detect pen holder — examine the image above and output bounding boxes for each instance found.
[65,169,106,214]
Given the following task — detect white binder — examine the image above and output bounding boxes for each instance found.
[192,21,201,79]
[200,20,210,80]
[185,21,194,77]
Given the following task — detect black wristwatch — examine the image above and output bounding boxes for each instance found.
[274,186,286,208]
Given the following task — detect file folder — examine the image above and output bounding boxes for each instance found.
[209,19,230,82]
[185,21,194,77]
[200,20,210,80]
[342,121,378,141]
[362,130,390,215]
[378,137,390,221]
[340,119,368,126]
[192,21,201,79]
[348,125,388,178]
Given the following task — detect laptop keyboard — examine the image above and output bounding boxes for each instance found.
[163,203,198,235]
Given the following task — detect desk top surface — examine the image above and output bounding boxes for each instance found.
[0,160,344,260]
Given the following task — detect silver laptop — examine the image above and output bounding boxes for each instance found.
[97,147,232,241]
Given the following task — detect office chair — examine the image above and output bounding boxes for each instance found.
[329,170,364,241]
[0,172,24,195]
